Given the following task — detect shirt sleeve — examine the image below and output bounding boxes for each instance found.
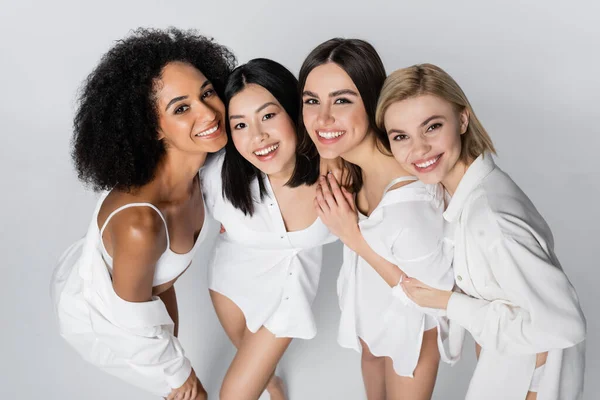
[447,234,586,354]
[87,287,192,389]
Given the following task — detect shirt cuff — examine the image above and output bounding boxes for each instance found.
[165,357,192,389]
[446,292,489,330]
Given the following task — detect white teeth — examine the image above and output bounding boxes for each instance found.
[196,124,219,137]
[317,131,345,139]
[254,143,279,156]
[415,155,441,168]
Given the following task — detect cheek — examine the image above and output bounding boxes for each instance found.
[390,143,411,165]
[231,133,248,155]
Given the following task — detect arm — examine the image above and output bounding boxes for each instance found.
[315,173,404,287]
[105,208,199,397]
[445,235,585,354]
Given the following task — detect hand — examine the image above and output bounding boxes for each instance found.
[401,278,453,310]
[315,172,360,245]
[319,157,344,183]
[167,369,205,400]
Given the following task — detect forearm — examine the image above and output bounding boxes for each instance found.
[346,233,404,287]
[159,285,179,337]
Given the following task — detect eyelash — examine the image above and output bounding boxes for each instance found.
[262,113,275,121]
[174,89,215,115]
[304,98,318,105]
[334,97,352,104]
[174,105,189,115]
[427,123,442,132]
[392,134,409,142]
[234,122,246,130]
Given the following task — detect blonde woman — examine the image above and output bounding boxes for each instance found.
[375,63,586,400]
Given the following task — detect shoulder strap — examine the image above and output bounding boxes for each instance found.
[99,203,170,248]
[383,176,418,195]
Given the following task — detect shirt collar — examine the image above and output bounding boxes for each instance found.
[443,153,496,222]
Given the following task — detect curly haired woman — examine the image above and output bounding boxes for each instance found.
[51,27,235,400]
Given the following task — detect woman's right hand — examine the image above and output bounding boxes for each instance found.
[167,369,206,400]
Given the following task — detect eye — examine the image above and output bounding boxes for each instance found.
[174,105,189,114]
[201,89,215,99]
[233,122,247,130]
[262,113,275,121]
[334,97,352,104]
[427,123,442,132]
[304,98,318,105]
[392,134,409,142]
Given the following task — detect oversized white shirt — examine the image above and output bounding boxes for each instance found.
[444,153,586,399]
[337,177,463,377]
[200,152,337,339]
[51,192,203,396]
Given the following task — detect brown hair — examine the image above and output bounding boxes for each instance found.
[376,63,495,163]
[297,38,387,192]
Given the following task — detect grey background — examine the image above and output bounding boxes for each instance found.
[1,0,598,398]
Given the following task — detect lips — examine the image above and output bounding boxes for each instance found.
[315,130,346,144]
[194,121,222,139]
[413,153,442,173]
[253,142,280,161]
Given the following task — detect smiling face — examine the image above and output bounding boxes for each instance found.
[155,61,227,154]
[302,63,371,160]
[383,94,469,187]
[228,83,297,178]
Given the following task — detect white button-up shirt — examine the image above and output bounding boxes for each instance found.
[445,153,586,399]
[201,152,337,339]
[337,178,462,377]
[51,194,196,397]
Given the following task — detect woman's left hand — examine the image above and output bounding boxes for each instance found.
[315,172,360,245]
[401,278,453,310]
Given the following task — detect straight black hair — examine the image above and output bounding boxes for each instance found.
[222,58,320,215]
[297,38,387,193]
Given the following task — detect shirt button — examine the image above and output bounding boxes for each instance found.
[280,235,284,239]
[457,275,463,281]
[289,272,293,276]
[284,296,289,300]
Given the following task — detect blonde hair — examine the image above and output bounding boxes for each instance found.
[375,64,495,162]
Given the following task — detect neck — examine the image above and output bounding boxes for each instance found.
[266,157,296,188]
[441,158,470,196]
[341,134,407,185]
[153,148,208,201]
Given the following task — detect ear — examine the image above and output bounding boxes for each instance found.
[157,129,165,140]
[459,108,470,135]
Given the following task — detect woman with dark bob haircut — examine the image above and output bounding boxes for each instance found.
[200,58,336,400]
[299,38,461,400]
[51,27,235,399]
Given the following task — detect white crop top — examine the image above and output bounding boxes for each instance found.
[98,201,207,287]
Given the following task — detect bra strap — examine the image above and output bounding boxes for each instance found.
[99,203,170,249]
[383,176,418,195]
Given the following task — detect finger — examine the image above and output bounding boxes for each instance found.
[341,187,356,212]
[219,224,226,234]
[315,184,330,213]
[190,387,197,400]
[319,176,338,209]
[166,390,177,400]
[328,172,349,210]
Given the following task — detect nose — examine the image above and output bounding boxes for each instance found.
[413,136,432,157]
[249,122,268,143]
[316,104,334,126]
[195,101,217,124]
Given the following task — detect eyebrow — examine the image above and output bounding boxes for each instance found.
[164,80,213,111]
[230,101,280,120]
[302,89,359,98]
[387,115,446,136]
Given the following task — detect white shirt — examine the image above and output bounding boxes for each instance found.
[445,153,586,399]
[201,152,337,339]
[337,177,463,377]
[51,192,204,396]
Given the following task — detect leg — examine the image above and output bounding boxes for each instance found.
[385,328,440,400]
[525,352,548,400]
[210,290,286,399]
[359,338,386,400]
[159,285,179,336]
[220,326,292,400]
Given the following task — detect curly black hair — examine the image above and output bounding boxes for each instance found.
[72,27,237,191]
